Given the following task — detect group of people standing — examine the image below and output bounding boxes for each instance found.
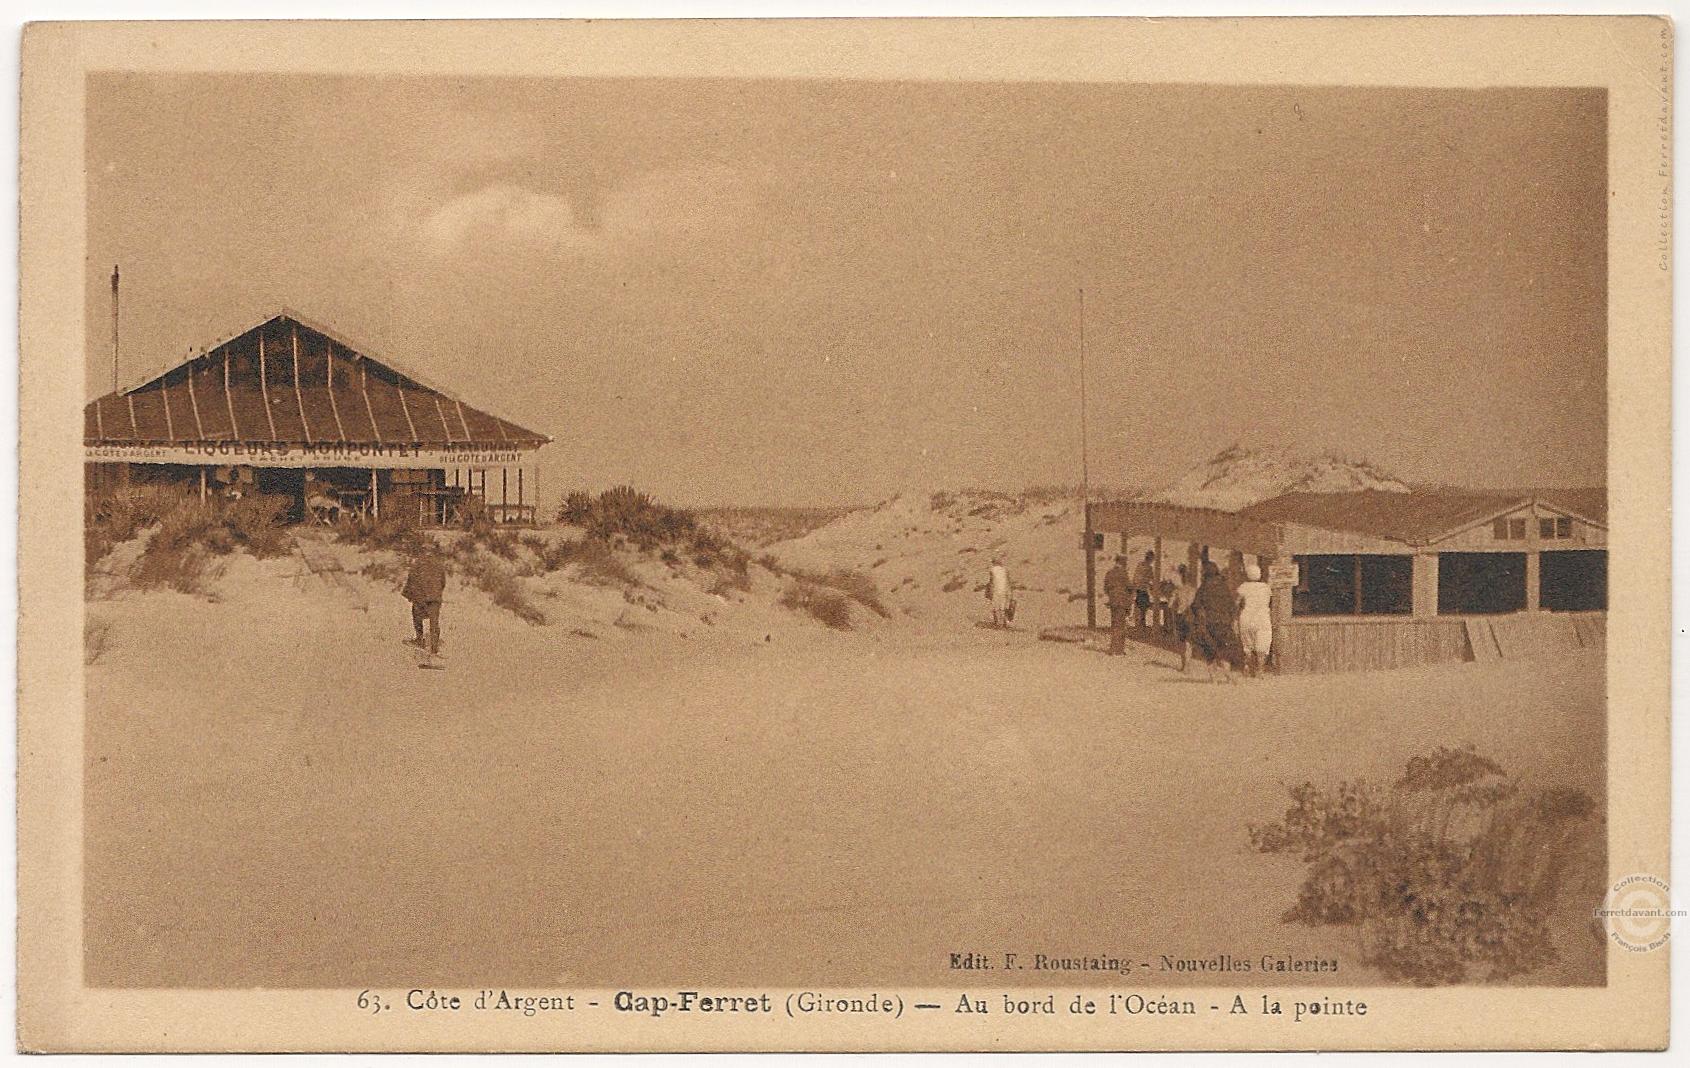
[1102,550,1275,680]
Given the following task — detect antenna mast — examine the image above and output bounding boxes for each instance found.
[110,265,120,393]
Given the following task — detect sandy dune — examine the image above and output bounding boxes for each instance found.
[84,531,1605,988]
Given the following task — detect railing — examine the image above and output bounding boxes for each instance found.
[485,503,538,527]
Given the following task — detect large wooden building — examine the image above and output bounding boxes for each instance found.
[1084,488,1607,673]
[84,310,551,525]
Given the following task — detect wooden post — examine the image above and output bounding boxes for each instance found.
[502,468,509,511]
[1525,503,1541,612]
[370,468,379,519]
[198,467,206,503]
[517,467,524,509]
[1083,502,1097,628]
[1352,554,1364,615]
[1412,553,1438,618]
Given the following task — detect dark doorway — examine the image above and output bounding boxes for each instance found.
[1540,550,1607,612]
[254,468,306,522]
[1437,552,1527,614]
[1291,554,1413,616]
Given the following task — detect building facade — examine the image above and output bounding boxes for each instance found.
[84,310,551,525]
[1084,489,1607,673]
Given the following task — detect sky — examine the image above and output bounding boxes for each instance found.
[86,75,1607,507]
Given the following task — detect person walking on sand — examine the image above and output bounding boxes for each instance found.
[985,558,1012,629]
[1102,553,1133,655]
[1169,563,1199,672]
[1236,562,1274,679]
[1190,559,1238,683]
[403,544,448,657]
[1132,550,1158,630]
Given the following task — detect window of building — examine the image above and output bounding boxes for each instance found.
[1556,516,1573,538]
[1437,552,1527,614]
[1540,550,1606,612]
[1291,554,1413,616]
[1493,517,1529,540]
[1540,518,1556,539]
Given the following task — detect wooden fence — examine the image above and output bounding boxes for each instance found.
[1274,612,1605,674]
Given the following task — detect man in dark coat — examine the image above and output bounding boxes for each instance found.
[403,545,448,656]
[1189,559,1238,682]
[1102,553,1133,656]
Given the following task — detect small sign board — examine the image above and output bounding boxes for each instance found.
[1268,562,1301,587]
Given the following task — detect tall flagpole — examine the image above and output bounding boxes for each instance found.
[1079,286,1097,628]
[110,265,120,393]
[1078,286,1089,502]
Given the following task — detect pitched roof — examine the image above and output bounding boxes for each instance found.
[1239,488,1607,547]
[84,310,549,449]
[1529,487,1607,528]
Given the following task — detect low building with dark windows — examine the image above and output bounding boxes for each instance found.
[1082,488,1606,673]
[84,309,551,526]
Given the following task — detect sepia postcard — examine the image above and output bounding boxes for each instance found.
[16,14,1673,1052]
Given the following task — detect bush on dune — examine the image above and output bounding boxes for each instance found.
[221,496,292,558]
[779,579,853,630]
[445,538,547,625]
[780,566,890,619]
[558,485,727,553]
[1247,745,1596,985]
[555,485,756,591]
[336,510,425,556]
[87,485,296,595]
[85,483,191,569]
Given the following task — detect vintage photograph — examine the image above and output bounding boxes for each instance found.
[17,15,1672,1054]
[79,71,1611,989]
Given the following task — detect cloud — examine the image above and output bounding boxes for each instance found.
[411,165,758,260]
[417,183,586,252]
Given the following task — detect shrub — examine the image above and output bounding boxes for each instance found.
[568,538,640,587]
[446,541,547,625]
[336,509,425,555]
[130,502,222,593]
[223,496,292,558]
[1248,746,1595,984]
[85,483,192,568]
[88,484,300,594]
[715,550,753,593]
[780,580,853,630]
[555,485,702,550]
[482,570,546,625]
[783,566,890,618]
[559,490,595,526]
